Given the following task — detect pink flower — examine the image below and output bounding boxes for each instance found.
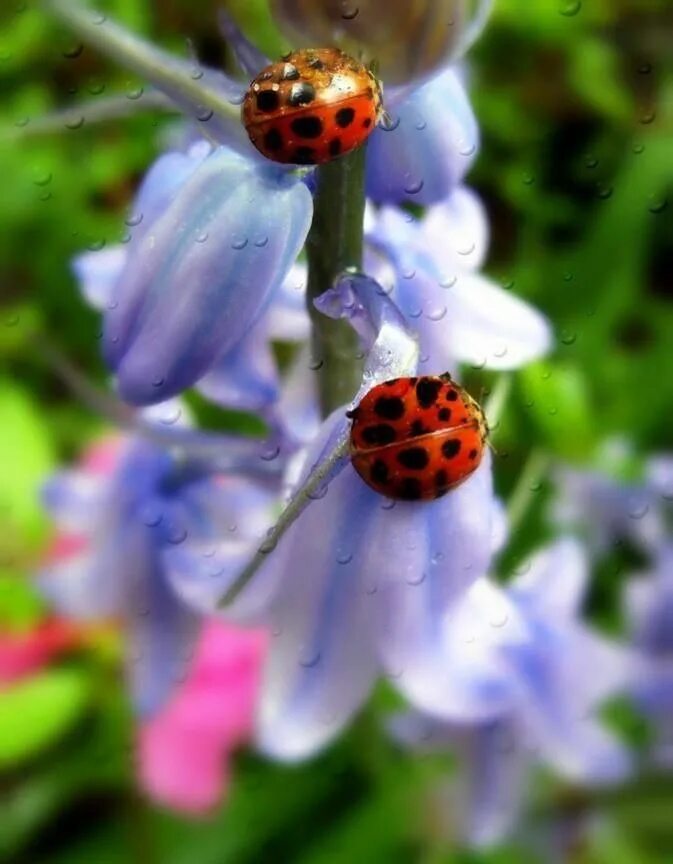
[0,618,80,686]
[138,621,267,814]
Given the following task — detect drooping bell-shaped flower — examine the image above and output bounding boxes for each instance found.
[101,147,311,406]
[74,145,311,412]
[391,538,634,847]
[366,70,479,206]
[270,0,493,88]
[625,543,673,768]
[167,273,501,760]
[38,426,279,717]
[365,190,552,371]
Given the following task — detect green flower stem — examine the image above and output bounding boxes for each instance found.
[305,145,367,416]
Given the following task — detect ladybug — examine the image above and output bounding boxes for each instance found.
[347,374,488,501]
[242,48,383,165]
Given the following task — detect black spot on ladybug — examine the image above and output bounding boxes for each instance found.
[384,378,399,387]
[409,377,418,385]
[329,137,342,157]
[446,389,459,401]
[292,146,317,164]
[291,115,324,139]
[263,128,283,151]
[397,477,423,501]
[410,419,430,437]
[416,377,443,408]
[397,447,430,470]
[307,57,325,70]
[335,107,356,127]
[289,81,316,106]
[374,396,405,421]
[362,118,372,128]
[438,408,452,422]
[256,89,280,112]
[361,424,396,446]
[370,459,389,485]
[435,469,449,489]
[281,63,300,80]
[468,448,478,460]
[441,439,461,459]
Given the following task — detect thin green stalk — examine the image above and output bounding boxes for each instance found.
[506,448,550,535]
[305,146,367,416]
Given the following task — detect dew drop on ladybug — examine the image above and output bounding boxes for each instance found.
[242,48,384,166]
[347,373,489,501]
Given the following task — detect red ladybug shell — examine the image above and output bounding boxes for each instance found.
[348,374,488,501]
[242,48,383,165]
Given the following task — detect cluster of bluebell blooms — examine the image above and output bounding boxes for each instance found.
[39,0,673,846]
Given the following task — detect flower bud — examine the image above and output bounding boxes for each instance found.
[271,0,485,86]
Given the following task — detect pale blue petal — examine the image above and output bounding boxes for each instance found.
[195,322,279,413]
[256,465,381,761]
[366,69,478,205]
[510,537,589,620]
[72,246,126,310]
[104,148,313,404]
[41,470,107,534]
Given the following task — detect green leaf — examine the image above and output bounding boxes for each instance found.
[0,669,89,768]
[517,360,596,461]
[0,378,54,546]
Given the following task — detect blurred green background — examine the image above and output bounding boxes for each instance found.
[1,0,672,861]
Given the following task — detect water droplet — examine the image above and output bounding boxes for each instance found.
[140,505,163,527]
[628,502,649,520]
[559,0,581,15]
[414,118,427,131]
[406,570,427,586]
[14,117,29,128]
[491,613,508,628]
[254,235,269,247]
[640,110,656,125]
[403,178,424,195]
[299,648,321,668]
[340,2,359,20]
[91,12,107,24]
[648,195,668,215]
[33,171,52,187]
[336,551,353,565]
[522,173,535,186]
[231,236,248,250]
[190,67,204,80]
[560,329,577,345]
[426,306,447,322]
[195,231,209,243]
[307,483,329,500]
[62,43,84,59]
[126,86,144,100]
[260,445,281,462]
[87,238,106,251]
[632,142,645,155]
[381,114,400,132]
[125,212,143,227]
[563,271,573,282]
[596,184,613,200]
[65,116,85,130]
[87,79,105,95]
[309,357,324,371]
[197,107,214,122]
[459,142,477,157]
[151,375,165,388]
[167,526,188,545]
[584,154,598,169]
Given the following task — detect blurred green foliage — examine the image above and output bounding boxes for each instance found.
[1,0,672,861]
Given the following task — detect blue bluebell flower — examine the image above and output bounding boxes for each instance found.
[364,190,553,371]
[390,538,634,847]
[269,0,494,87]
[167,273,502,760]
[73,143,311,409]
[625,544,673,768]
[38,416,279,717]
[554,444,670,558]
